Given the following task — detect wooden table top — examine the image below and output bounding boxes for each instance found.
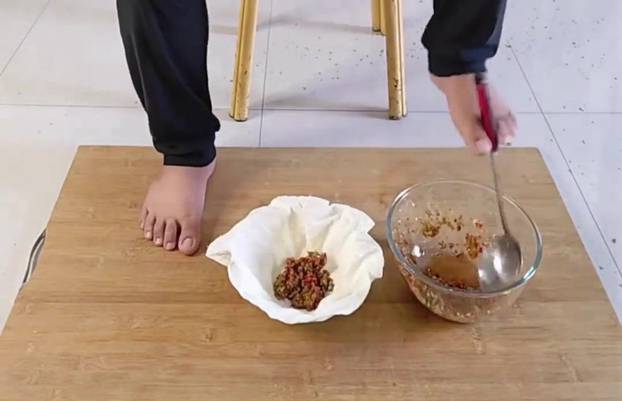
[1,146,621,401]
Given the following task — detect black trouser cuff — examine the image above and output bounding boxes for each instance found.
[162,143,216,167]
[428,53,487,77]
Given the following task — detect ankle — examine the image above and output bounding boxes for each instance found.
[161,159,216,180]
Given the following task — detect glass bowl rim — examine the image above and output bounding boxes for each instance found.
[386,179,543,298]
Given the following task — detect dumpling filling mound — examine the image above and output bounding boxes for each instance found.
[273,252,334,311]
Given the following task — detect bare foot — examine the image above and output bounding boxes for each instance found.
[140,161,215,255]
[432,73,517,154]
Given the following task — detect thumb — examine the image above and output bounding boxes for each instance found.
[451,114,492,155]
[442,76,493,155]
[468,125,493,155]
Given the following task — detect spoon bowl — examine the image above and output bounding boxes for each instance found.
[478,232,523,291]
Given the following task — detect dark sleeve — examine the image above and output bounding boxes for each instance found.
[422,0,507,77]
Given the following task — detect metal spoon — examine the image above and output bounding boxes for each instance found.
[475,74,523,291]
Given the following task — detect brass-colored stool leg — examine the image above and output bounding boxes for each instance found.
[230,0,259,122]
[379,0,387,35]
[383,0,406,119]
[371,0,382,33]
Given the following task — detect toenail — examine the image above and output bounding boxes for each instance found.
[154,237,162,246]
[145,231,152,239]
[165,242,175,250]
[182,238,194,249]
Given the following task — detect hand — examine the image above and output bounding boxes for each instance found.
[432,73,517,154]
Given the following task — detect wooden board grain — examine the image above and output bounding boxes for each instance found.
[1,146,620,401]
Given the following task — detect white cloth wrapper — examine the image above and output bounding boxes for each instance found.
[206,196,384,324]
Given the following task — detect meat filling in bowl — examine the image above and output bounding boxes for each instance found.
[273,252,334,311]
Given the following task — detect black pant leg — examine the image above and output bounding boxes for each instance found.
[422,0,507,77]
[117,0,220,167]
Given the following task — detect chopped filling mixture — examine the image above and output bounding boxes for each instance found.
[273,252,334,311]
[421,210,465,238]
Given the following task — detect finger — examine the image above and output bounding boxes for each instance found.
[452,116,492,155]
[470,126,493,155]
[497,118,517,145]
[443,77,493,155]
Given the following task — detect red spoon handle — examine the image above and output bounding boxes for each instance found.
[476,77,499,152]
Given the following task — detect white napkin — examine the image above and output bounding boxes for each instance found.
[206,196,384,324]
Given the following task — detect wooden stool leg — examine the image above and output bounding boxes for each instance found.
[230,0,259,122]
[383,0,406,119]
[371,0,382,33]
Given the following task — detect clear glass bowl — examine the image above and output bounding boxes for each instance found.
[387,180,543,323]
